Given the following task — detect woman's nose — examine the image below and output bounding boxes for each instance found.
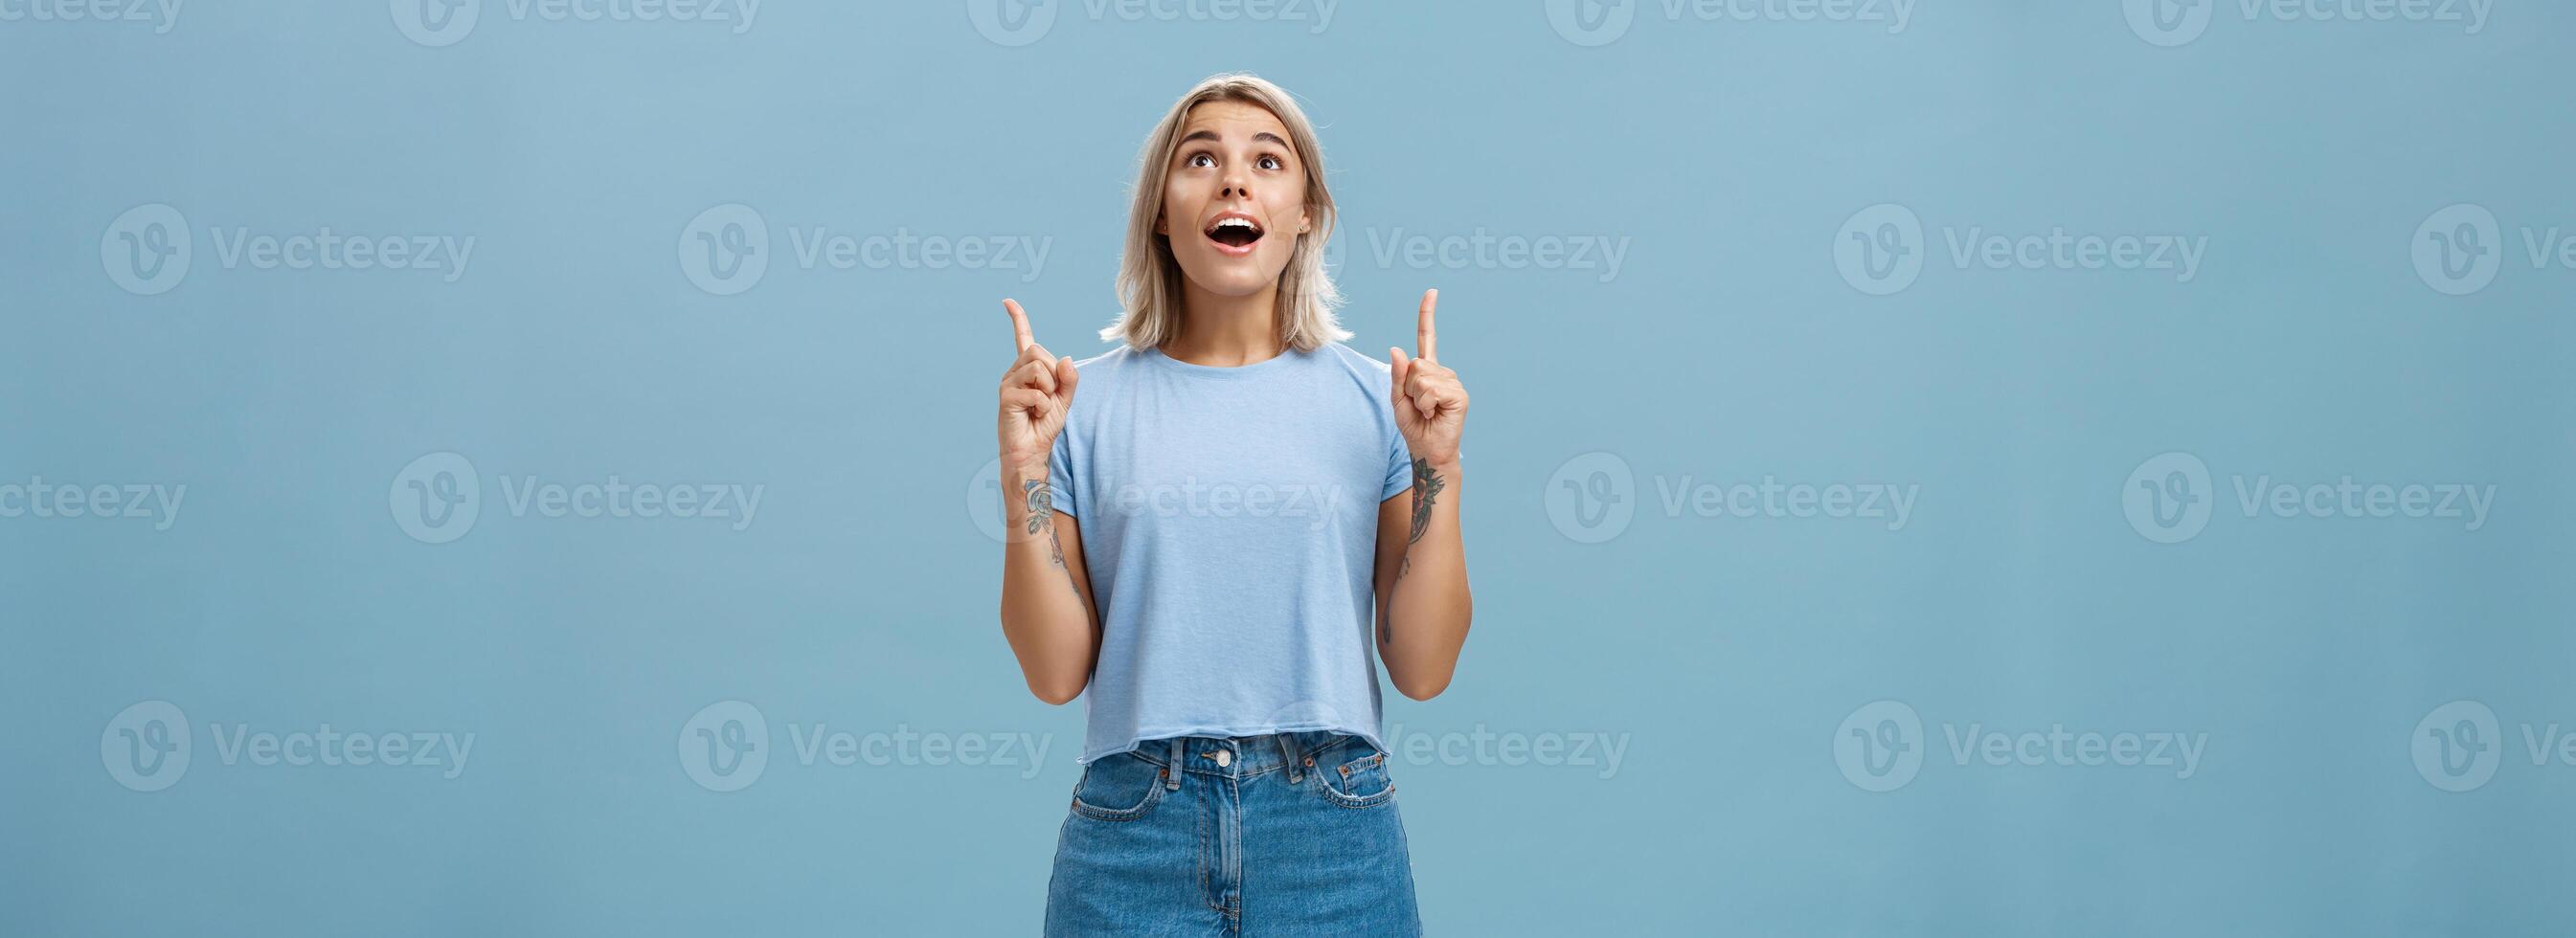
[1221,170,1250,200]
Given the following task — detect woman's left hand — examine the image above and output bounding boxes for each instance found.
[1389,289,1466,467]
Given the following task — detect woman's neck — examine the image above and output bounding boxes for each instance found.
[1164,281,1284,367]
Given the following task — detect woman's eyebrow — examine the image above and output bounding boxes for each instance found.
[1178,129,1292,147]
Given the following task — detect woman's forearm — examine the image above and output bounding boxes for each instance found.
[1000,463,1098,704]
[1382,458,1471,700]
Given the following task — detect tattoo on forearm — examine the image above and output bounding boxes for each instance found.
[1023,479,1082,601]
[1386,458,1445,647]
[1400,458,1443,578]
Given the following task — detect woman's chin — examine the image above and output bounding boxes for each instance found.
[1177,264,1287,299]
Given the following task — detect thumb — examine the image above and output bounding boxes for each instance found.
[1389,346,1412,401]
[1055,356,1080,404]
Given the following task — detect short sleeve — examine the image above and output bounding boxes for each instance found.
[1048,421,1080,519]
[1381,411,1414,502]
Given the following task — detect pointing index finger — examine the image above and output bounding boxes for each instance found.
[1004,299,1033,352]
[1416,289,1438,361]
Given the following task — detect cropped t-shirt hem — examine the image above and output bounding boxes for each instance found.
[1082,722,1388,765]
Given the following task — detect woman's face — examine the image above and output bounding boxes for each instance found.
[1158,100,1310,302]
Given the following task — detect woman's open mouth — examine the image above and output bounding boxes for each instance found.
[1204,212,1265,257]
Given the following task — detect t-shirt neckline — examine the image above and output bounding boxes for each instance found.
[1142,345,1302,379]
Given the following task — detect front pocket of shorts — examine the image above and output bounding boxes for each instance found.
[1070,753,1167,822]
[1317,750,1396,809]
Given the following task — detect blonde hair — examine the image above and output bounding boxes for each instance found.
[1102,73,1348,352]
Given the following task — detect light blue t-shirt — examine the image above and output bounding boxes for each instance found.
[1050,342,1413,764]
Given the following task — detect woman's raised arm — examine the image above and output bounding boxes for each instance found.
[996,299,1100,704]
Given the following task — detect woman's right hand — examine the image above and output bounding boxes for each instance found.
[998,299,1079,474]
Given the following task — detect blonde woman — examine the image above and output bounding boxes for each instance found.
[996,74,1473,934]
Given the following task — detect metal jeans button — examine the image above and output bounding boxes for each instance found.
[1214,749,1232,768]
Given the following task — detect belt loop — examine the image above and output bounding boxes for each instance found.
[1278,732,1302,784]
[1165,737,1184,791]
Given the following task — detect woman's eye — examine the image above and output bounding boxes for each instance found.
[1258,155,1283,170]
[1187,153,1215,168]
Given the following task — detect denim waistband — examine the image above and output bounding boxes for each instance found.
[1130,730,1355,787]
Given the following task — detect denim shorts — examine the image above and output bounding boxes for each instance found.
[1044,730,1422,936]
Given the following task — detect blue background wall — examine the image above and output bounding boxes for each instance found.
[6,1,2572,934]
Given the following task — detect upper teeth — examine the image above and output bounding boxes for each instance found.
[1214,218,1256,231]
